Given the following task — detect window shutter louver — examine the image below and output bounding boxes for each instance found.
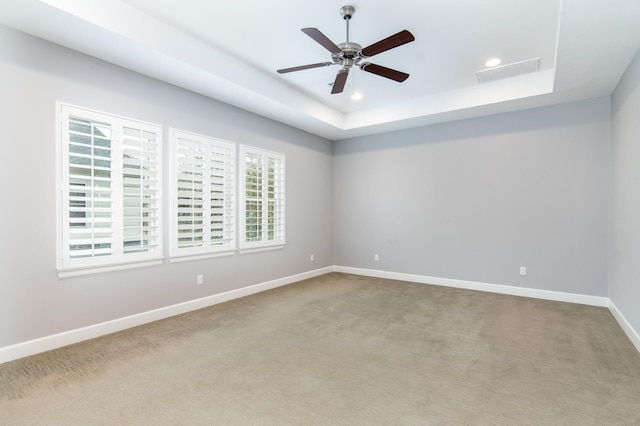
[122,126,161,254]
[176,138,206,249]
[209,143,235,246]
[267,156,285,242]
[244,152,263,243]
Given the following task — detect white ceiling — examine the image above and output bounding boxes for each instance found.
[1,0,640,140]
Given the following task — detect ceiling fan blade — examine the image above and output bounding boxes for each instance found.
[301,28,342,54]
[331,69,349,94]
[360,30,415,58]
[277,62,333,74]
[360,63,410,82]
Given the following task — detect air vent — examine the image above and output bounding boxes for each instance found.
[476,58,540,83]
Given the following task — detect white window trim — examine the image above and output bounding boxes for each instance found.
[56,102,163,278]
[239,145,286,251]
[169,128,236,260]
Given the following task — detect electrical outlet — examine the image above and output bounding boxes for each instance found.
[374,254,379,262]
[197,274,204,285]
[310,254,315,262]
[520,267,527,276]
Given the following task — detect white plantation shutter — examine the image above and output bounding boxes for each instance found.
[57,104,162,276]
[170,129,235,258]
[266,155,285,242]
[240,145,285,250]
[210,142,235,245]
[67,116,114,259]
[175,137,205,249]
[244,151,263,243]
[122,126,161,254]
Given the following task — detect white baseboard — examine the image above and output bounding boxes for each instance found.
[608,300,640,353]
[0,266,333,364]
[333,266,609,307]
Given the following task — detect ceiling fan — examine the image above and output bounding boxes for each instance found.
[277,5,415,94]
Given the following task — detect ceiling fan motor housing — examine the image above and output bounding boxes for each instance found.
[340,5,355,20]
[333,42,363,70]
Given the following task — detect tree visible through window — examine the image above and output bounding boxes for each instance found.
[239,145,285,250]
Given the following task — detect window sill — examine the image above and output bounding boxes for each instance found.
[169,250,235,263]
[239,244,286,255]
[57,258,164,278]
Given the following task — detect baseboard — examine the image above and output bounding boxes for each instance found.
[332,266,610,307]
[0,266,333,364]
[608,300,640,353]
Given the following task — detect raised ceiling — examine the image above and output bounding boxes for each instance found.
[1,0,640,140]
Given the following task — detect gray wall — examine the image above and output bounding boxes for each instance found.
[0,26,333,348]
[334,98,611,296]
[611,48,640,334]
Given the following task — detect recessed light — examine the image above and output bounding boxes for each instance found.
[351,92,363,100]
[485,58,501,67]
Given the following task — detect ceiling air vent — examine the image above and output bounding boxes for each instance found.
[476,57,540,83]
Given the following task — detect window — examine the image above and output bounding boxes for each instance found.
[239,145,285,250]
[170,129,235,259]
[57,103,162,276]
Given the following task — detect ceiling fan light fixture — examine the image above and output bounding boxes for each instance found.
[485,58,502,67]
[351,70,362,100]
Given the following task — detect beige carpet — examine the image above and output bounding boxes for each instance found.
[1,273,639,425]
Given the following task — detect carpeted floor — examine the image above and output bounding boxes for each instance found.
[1,273,639,425]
